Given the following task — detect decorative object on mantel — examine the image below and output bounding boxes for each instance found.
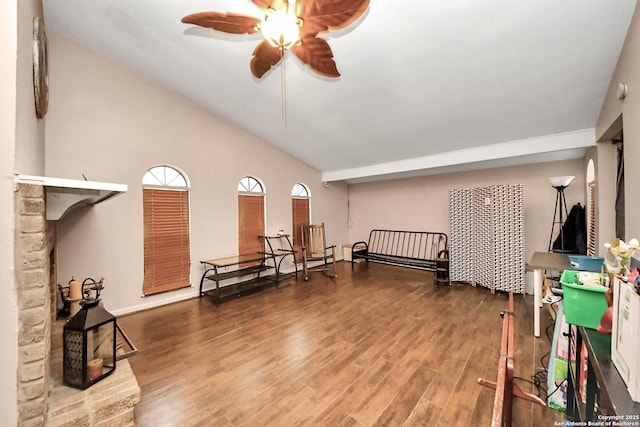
[63,277,117,389]
[32,16,49,119]
[182,0,370,79]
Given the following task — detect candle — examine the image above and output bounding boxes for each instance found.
[69,280,82,300]
[87,358,103,381]
[69,300,81,317]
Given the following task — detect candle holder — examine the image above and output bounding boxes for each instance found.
[62,278,116,389]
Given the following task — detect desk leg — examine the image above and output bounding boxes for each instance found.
[533,267,542,337]
[199,266,211,297]
[214,266,220,306]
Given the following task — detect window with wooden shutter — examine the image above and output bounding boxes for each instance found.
[143,185,191,296]
[238,177,265,258]
[291,183,310,260]
[238,195,265,256]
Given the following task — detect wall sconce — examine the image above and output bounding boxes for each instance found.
[617,82,628,100]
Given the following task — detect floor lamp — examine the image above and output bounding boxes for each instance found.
[548,176,575,253]
[543,176,575,305]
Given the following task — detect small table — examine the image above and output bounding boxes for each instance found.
[259,234,298,281]
[527,251,571,337]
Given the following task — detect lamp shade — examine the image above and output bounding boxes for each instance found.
[549,176,575,188]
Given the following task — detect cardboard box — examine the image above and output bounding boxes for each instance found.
[612,278,640,402]
[343,244,352,262]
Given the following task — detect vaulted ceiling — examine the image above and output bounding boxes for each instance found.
[43,0,637,183]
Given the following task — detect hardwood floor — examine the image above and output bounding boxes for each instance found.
[117,261,565,426]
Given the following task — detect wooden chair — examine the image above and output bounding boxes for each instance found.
[301,223,337,281]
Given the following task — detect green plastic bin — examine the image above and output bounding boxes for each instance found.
[560,270,608,329]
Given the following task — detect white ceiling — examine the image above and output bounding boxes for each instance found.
[43,0,637,183]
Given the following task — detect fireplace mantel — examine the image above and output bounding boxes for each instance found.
[16,175,127,220]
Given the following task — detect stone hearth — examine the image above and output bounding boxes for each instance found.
[47,320,140,427]
[15,183,140,426]
[46,362,139,426]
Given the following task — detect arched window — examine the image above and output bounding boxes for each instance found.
[238,176,264,194]
[143,165,188,187]
[291,183,310,259]
[238,176,266,256]
[291,183,309,198]
[142,165,191,296]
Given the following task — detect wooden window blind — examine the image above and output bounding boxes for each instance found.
[292,198,310,260]
[238,194,265,256]
[587,181,596,256]
[143,189,191,296]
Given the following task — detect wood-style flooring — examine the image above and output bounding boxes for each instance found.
[117,261,565,426]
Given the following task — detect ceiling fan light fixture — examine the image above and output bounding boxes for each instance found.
[182,0,370,79]
[259,7,302,50]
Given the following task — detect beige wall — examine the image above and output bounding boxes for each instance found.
[1,1,18,424]
[597,4,640,242]
[45,31,348,314]
[347,159,586,264]
[15,0,45,175]
[3,0,46,422]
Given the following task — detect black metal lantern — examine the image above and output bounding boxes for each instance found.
[63,278,116,389]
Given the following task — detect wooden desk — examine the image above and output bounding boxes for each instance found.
[199,253,274,305]
[528,252,571,337]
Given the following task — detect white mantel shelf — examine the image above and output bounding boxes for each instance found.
[16,175,128,220]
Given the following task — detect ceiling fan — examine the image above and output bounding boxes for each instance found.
[182,0,370,79]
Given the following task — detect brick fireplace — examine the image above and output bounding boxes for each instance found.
[15,183,140,426]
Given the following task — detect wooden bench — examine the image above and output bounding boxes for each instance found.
[351,229,450,286]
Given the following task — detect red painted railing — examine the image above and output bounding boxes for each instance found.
[477,293,546,426]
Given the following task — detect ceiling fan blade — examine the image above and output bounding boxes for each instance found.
[252,0,275,10]
[291,37,340,78]
[250,41,283,78]
[294,0,305,18]
[298,0,370,35]
[251,0,281,12]
[181,12,260,34]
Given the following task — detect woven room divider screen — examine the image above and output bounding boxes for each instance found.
[448,184,525,294]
